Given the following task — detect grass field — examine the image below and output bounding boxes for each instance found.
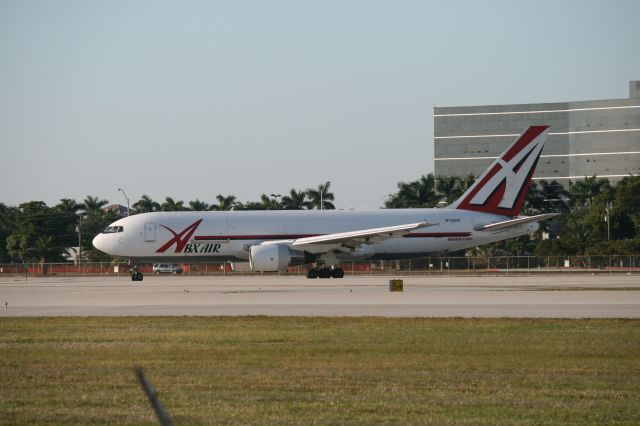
[1,317,639,425]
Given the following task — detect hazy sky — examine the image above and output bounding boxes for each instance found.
[1,0,638,209]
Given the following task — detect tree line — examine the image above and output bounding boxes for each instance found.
[0,182,336,263]
[0,175,638,264]
[130,182,335,212]
[384,173,640,257]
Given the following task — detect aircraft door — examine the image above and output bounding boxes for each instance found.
[144,223,156,242]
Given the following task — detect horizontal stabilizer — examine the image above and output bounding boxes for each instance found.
[473,213,559,232]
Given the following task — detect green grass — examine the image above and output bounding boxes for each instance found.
[1,317,639,425]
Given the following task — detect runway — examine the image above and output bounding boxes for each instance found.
[1,274,639,317]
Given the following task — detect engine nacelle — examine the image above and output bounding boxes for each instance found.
[249,244,309,272]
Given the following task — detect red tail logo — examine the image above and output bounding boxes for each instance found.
[156,219,203,253]
[451,126,549,216]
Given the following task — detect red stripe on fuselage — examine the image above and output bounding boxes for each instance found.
[192,232,472,241]
[194,234,318,240]
[406,232,472,238]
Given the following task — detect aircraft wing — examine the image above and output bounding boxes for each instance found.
[473,213,559,232]
[290,221,435,252]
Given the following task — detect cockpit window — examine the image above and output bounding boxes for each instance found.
[102,226,124,234]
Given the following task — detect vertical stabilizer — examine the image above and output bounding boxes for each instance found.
[449,126,549,217]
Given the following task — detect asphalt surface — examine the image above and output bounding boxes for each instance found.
[1,274,639,317]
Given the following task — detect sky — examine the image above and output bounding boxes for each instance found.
[1,0,639,209]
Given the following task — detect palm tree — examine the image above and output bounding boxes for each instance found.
[133,195,160,213]
[214,195,237,211]
[188,199,210,211]
[385,174,438,208]
[32,235,59,263]
[55,198,82,214]
[281,189,307,210]
[160,197,185,211]
[82,195,108,215]
[305,182,335,210]
[259,194,281,210]
[569,175,612,208]
[435,176,459,204]
[559,209,599,254]
[456,174,476,199]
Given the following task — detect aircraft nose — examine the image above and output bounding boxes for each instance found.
[92,234,104,252]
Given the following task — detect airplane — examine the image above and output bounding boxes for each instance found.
[93,125,557,281]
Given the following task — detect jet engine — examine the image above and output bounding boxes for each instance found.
[249,244,312,272]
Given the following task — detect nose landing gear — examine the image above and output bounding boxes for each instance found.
[130,265,143,281]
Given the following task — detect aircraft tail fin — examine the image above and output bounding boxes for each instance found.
[448,126,550,217]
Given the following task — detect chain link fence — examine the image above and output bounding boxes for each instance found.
[1,255,639,279]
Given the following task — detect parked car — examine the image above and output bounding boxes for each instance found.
[152,263,183,274]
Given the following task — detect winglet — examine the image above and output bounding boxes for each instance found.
[449,126,550,217]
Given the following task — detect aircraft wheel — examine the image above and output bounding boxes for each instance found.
[318,268,332,279]
[307,268,319,279]
[331,268,345,279]
[131,273,137,281]
[136,272,143,281]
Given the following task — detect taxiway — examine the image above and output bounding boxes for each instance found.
[0,274,638,317]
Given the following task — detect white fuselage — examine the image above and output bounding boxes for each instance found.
[92,208,537,263]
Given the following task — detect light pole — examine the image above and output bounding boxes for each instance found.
[270,194,281,209]
[605,202,612,241]
[118,188,130,216]
[76,210,86,265]
[320,187,324,210]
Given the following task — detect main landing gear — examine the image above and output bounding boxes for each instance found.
[306,266,345,279]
